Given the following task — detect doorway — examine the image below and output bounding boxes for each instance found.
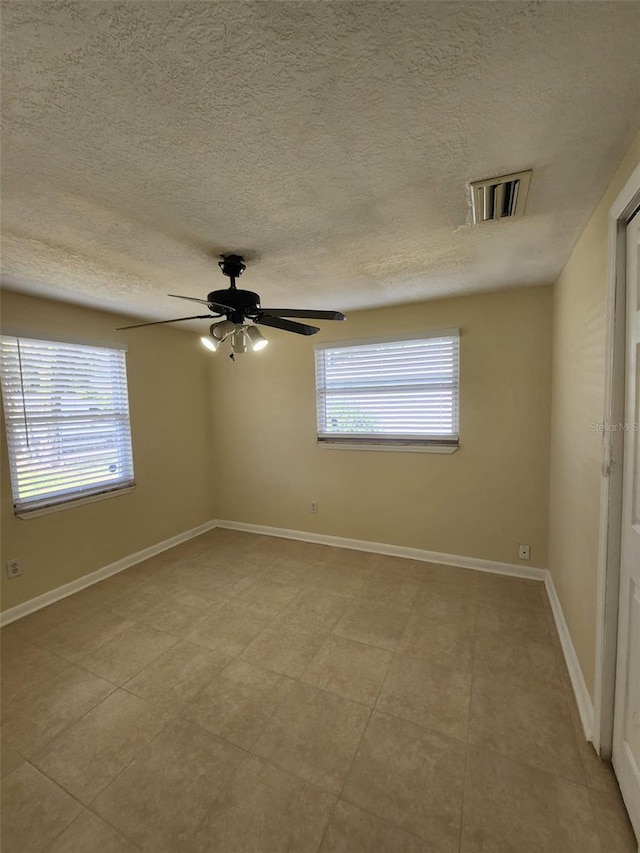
[595,166,640,842]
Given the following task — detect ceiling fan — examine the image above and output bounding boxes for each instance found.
[116,254,346,354]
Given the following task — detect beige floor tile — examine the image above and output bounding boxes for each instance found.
[241,623,326,677]
[369,556,430,581]
[235,579,301,617]
[124,640,230,708]
[1,639,71,706]
[90,570,148,601]
[266,559,318,586]
[217,573,258,598]
[1,621,30,650]
[262,537,337,563]
[411,581,478,622]
[330,549,384,571]
[106,582,173,619]
[320,799,428,853]
[473,630,563,688]
[185,755,335,852]
[1,742,24,778]
[47,810,139,853]
[58,580,124,611]
[469,670,585,783]
[580,741,623,796]
[183,659,293,749]
[307,564,367,596]
[79,623,178,685]
[2,536,611,853]
[203,546,261,566]
[164,567,245,603]
[475,574,545,607]
[303,635,392,706]
[31,689,171,804]
[173,561,240,589]
[399,610,474,673]
[1,763,82,853]
[460,747,599,852]
[140,595,220,638]
[205,528,265,551]
[2,666,115,757]
[421,563,480,589]
[333,600,412,652]
[359,577,421,608]
[377,655,471,741]
[5,597,96,644]
[475,598,551,643]
[93,718,244,852]
[36,609,135,664]
[589,786,637,852]
[277,588,352,633]
[343,711,466,848]
[186,602,269,655]
[254,682,370,795]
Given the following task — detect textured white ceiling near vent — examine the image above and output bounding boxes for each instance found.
[2,1,640,324]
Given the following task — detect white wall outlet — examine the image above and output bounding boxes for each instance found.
[309,500,318,514]
[6,559,22,579]
[518,544,531,561]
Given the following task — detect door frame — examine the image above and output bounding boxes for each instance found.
[594,164,640,758]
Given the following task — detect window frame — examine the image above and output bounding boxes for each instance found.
[314,328,460,453]
[0,332,136,518]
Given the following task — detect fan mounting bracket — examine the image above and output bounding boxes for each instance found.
[218,254,246,287]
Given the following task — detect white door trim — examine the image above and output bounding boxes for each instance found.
[594,164,640,758]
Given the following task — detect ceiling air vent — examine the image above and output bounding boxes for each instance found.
[470,170,532,224]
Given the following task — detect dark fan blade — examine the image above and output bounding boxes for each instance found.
[116,315,212,330]
[168,294,234,312]
[256,315,320,336]
[258,309,345,321]
[167,294,211,305]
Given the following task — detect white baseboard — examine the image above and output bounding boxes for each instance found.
[1,514,594,746]
[544,571,595,741]
[214,518,548,580]
[0,520,217,627]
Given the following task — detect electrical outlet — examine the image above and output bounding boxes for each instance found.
[6,559,22,579]
[518,544,531,561]
[309,500,318,514]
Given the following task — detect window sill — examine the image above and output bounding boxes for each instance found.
[15,485,136,519]
[316,441,459,454]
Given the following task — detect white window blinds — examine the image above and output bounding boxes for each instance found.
[315,331,459,445]
[0,336,135,513]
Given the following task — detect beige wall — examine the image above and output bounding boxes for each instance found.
[211,286,553,568]
[0,290,212,611]
[549,129,640,699]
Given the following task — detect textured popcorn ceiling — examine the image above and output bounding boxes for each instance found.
[2,1,640,325]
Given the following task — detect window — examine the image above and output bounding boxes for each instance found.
[0,335,135,515]
[315,330,459,450]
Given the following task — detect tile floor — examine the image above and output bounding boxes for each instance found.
[1,528,636,852]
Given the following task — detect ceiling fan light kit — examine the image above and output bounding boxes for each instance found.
[246,325,268,351]
[210,319,236,341]
[200,335,219,352]
[116,254,345,356]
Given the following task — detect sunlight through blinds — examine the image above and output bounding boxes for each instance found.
[315,331,459,446]
[0,336,135,513]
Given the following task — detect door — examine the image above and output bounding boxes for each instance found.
[613,208,640,840]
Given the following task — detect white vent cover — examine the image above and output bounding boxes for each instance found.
[469,170,532,224]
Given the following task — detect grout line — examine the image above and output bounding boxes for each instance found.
[17,759,142,852]
[312,654,388,852]
[457,586,479,853]
[316,574,434,848]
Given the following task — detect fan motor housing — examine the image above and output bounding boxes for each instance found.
[208,288,260,323]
